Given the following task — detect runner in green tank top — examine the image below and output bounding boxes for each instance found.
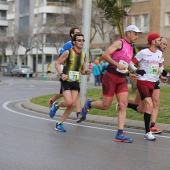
[49,33,91,132]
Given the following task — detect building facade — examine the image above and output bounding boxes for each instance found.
[3,0,170,75]
[6,0,81,75]
[0,0,8,63]
[127,0,170,66]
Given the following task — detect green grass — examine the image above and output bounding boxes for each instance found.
[30,86,170,124]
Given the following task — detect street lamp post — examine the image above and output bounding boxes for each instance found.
[80,0,92,107]
[35,2,40,77]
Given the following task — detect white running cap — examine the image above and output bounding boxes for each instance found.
[125,25,142,33]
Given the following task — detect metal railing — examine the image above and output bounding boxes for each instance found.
[46,2,70,7]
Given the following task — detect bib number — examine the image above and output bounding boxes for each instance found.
[69,71,80,81]
[116,60,128,73]
[148,66,159,76]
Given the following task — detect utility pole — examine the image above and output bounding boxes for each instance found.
[35,5,39,77]
[80,0,92,107]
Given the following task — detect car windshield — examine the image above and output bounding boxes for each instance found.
[21,66,29,68]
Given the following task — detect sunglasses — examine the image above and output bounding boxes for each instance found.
[76,39,85,42]
[74,32,81,34]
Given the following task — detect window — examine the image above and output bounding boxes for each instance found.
[141,14,149,32]
[132,15,140,27]
[132,14,149,33]
[19,0,30,15]
[165,12,170,26]
[46,55,52,63]
[38,55,42,63]
[0,11,6,20]
[19,16,29,31]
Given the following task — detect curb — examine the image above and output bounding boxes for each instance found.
[21,100,170,133]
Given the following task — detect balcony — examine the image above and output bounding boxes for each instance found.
[7,12,15,20]
[35,3,71,15]
[46,2,70,7]
[0,17,8,26]
[0,1,8,10]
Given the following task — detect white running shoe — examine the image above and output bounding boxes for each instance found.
[144,132,156,141]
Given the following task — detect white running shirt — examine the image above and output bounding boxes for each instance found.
[134,48,163,82]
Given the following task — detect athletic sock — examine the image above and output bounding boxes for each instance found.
[127,103,138,111]
[144,112,151,133]
[57,121,62,125]
[76,112,81,116]
[118,129,123,134]
[150,122,155,128]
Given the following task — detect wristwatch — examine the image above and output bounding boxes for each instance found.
[60,73,63,77]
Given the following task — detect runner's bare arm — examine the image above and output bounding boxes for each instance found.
[102,40,127,70]
[55,50,69,74]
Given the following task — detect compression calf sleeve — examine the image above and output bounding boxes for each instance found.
[144,112,151,133]
[127,103,138,111]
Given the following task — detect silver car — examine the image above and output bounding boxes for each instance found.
[11,65,33,77]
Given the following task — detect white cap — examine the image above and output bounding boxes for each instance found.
[125,25,142,33]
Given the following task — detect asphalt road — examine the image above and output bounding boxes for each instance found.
[1,75,170,170]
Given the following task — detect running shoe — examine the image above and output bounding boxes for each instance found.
[55,123,66,132]
[82,99,92,117]
[114,133,133,143]
[76,112,81,120]
[49,101,59,118]
[76,115,86,123]
[144,132,156,141]
[76,99,92,123]
[150,125,163,134]
[48,99,53,109]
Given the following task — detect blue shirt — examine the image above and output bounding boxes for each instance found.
[98,61,109,75]
[92,64,101,76]
[59,41,74,55]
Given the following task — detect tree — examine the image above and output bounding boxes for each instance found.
[6,28,20,64]
[96,0,132,38]
[91,1,115,49]
[17,27,37,64]
[0,36,8,63]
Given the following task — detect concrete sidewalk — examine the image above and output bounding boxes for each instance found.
[22,100,170,133]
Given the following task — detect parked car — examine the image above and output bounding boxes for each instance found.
[10,65,33,77]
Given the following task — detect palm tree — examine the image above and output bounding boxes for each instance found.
[96,0,132,38]
[96,0,139,92]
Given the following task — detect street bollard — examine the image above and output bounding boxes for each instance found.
[26,72,30,80]
[43,72,46,81]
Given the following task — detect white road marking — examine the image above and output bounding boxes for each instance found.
[2,100,170,139]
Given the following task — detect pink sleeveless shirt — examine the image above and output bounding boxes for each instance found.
[107,39,134,76]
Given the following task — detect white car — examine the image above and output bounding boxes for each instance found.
[11,65,33,77]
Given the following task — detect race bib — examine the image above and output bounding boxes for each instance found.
[69,71,80,81]
[116,60,128,73]
[148,65,159,76]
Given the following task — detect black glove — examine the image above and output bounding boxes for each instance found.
[136,69,146,76]
[161,70,167,77]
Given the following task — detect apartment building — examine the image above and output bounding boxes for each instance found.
[6,0,82,74]
[127,0,170,66]
[4,0,170,75]
[0,0,8,63]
